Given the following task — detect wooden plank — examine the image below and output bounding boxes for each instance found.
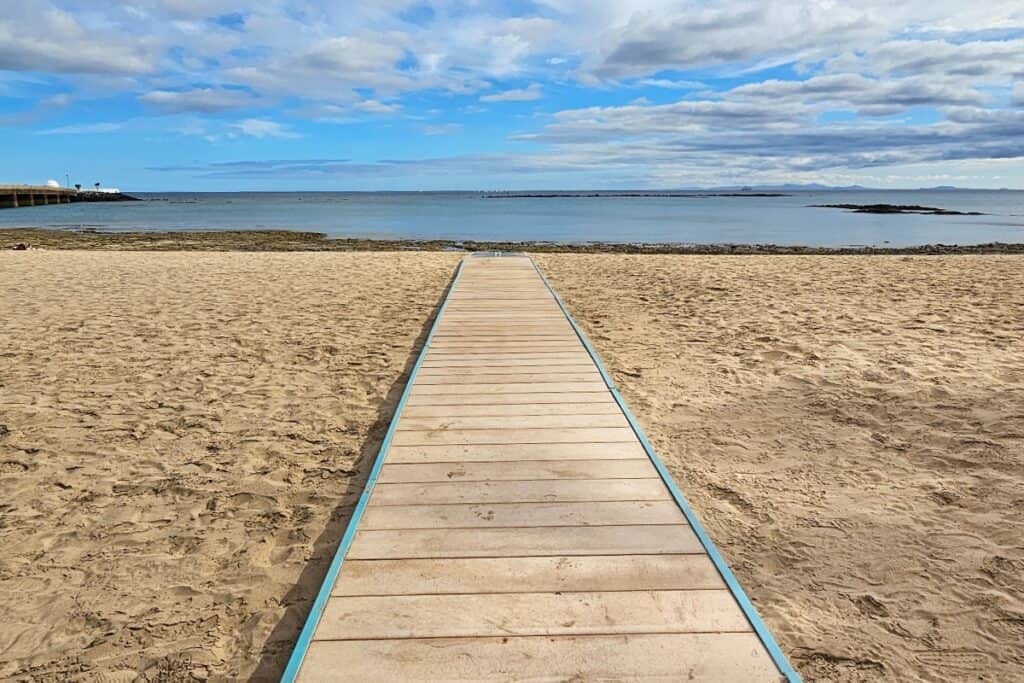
[425,348,587,356]
[314,590,750,640]
[370,479,669,505]
[430,332,578,339]
[434,322,573,327]
[428,327,573,333]
[436,315,569,321]
[429,336,578,341]
[421,354,593,365]
[386,442,649,463]
[347,524,702,559]
[429,335,581,342]
[445,295,554,300]
[410,382,608,395]
[361,500,684,529]
[441,313,568,319]
[435,315,568,320]
[427,336,581,342]
[413,372,600,385]
[439,322,571,328]
[421,356,594,367]
[401,403,625,417]
[442,309,569,315]
[439,320,570,327]
[441,315,566,320]
[446,297,558,302]
[396,413,628,430]
[416,364,598,376]
[390,427,636,446]
[405,392,615,406]
[428,339,581,344]
[425,349,585,357]
[332,555,726,595]
[376,459,653,483]
[298,633,780,682]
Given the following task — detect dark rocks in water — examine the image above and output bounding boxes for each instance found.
[810,204,985,215]
[4,227,1023,255]
[74,191,141,203]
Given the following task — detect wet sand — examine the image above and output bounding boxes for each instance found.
[4,227,1024,254]
[536,254,1024,681]
[1,250,1022,681]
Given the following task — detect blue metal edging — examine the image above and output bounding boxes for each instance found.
[280,258,467,683]
[530,258,802,683]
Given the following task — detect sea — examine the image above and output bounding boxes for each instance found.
[2,190,1023,247]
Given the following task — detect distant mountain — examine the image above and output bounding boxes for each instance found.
[675,183,991,192]
[735,183,869,191]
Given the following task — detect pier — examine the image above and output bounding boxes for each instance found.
[0,185,137,209]
[0,185,76,209]
[283,254,798,681]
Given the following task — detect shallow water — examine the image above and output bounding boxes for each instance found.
[2,190,1023,247]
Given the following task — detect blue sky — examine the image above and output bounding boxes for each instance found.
[1,1,1023,190]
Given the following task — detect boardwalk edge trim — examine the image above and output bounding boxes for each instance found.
[530,257,802,683]
[280,259,467,683]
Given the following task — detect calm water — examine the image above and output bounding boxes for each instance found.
[2,190,1023,247]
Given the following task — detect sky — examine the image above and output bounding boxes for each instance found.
[1,1,1023,191]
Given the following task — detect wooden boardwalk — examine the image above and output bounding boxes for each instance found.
[285,255,797,681]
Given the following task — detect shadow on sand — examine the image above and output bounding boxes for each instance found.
[247,268,458,681]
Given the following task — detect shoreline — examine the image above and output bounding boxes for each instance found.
[4,227,1024,254]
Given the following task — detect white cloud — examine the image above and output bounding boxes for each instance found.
[0,5,156,75]
[639,79,705,90]
[1013,83,1024,107]
[302,35,406,74]
[139,88,257,113]
[480,83,543,102]
[37,122,124,135]
[41,93,72,107]
[229,118,299,139]
[355,99,401,114]
[591,3,880,79]
[423,123,462,135]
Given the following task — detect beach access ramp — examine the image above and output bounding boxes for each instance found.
[282,254,799,681]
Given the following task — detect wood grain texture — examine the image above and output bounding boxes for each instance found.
[376,458,653,483]
[370,478,670,505]
[332,555,727,595]
[297,255,782,682]
[347,524,703,559]
[315,589,750,639]
[361,500,686,529]
[297,633,782,682]
[386,442,648,462]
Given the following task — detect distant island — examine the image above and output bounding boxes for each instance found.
[811,204,986,216]
[484,192,789,198]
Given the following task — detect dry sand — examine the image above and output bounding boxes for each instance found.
[0,251,460,680]
[536,254,1024,682]
[2,250,1022,682]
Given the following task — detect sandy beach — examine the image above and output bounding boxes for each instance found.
[2,250,1023,681]
[0,251,460,680]
[537,254,1024,681]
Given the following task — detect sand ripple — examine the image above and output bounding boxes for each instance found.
[536,254,1024,682]
[0,251,459,680]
